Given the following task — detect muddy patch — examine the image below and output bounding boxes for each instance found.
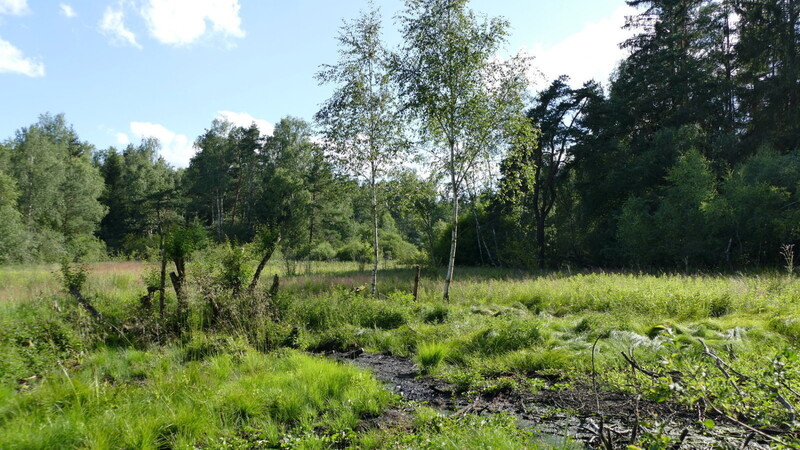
[325,350,770,448]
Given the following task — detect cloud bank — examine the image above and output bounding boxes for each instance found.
[129,122,195,168]
[141,0,244,46]
[100,6,142,49]
[216,110,274,136]
[528,5,636,88]
[0,0,28,16]
[0,38,44,77]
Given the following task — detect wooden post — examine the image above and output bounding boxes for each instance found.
[412,265,420,301]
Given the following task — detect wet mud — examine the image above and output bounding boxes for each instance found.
[325,350,772,449]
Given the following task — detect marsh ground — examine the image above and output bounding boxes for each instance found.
[0,260,798,448]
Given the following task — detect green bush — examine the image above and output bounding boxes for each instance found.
[336,240,373,262]
[309,242,337,261]
[422,304,449,324]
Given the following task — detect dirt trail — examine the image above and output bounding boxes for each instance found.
[326,350,769,449]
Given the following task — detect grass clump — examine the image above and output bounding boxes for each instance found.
[0,346,395,449]
[416,341,450,374]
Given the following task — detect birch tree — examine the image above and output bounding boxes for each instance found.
[394,0,528,300]
[315,4,404,296]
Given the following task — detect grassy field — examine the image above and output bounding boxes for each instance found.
[0,259,798,447]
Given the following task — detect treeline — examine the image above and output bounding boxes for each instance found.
[0,114,433,266]
[485,0,800,270]
[1,0,798,271]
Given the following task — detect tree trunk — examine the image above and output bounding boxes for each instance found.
[370,167,379,297]
[412,265,421,301]
[158,227,167,320]
[443,142,459,301]
[69,287,102,320]
[537,214,546,269]
[169,271,186,326]
[249,234,281,294]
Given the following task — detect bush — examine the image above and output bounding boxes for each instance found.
[336,240,373,263]
[182,332,250,361]
[308,242,336,261]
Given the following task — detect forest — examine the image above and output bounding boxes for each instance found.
[1,0,799,448]
[0,0,798,273]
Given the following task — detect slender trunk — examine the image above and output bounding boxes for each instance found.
[169,270,186,327]
[69,287,102,320]
[249,234,281,294]
[443,141,459,301]
[309,191,316,244]
[536,214,546,269]
[157,209,167,320]
[471,198,485,265]
[412,265,421,301]
[371,167,379,297]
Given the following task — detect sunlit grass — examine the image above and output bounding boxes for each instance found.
[0,344,394,449]
[2,259,800,444]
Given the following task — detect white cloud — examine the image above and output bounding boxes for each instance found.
[0,0,28,16]
[216,110,274,136]
[130,122,195,167]
[115,132,130,146]
[59,3,76,18]
[100,6,142,49]
[527,5,636,88]
[141,0,244,46]
[0,37,44,77]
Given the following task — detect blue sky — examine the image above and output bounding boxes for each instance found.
[0,0,635,167]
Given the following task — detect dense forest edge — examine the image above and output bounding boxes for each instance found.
[0,1,798,273]
[1,0,800,448]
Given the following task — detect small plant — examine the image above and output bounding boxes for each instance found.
[422,304,449,324]
[59,260,87,294]
[781,243,795,276]
[416,341,450,374]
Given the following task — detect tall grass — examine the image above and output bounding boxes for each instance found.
[2,260,800,444]
[0,344,394,448]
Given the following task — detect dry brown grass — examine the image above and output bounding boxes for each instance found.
[0,261,146,304]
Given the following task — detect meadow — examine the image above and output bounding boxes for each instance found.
[1,258,799,448]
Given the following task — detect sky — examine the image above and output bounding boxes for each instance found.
[0,0,637,168]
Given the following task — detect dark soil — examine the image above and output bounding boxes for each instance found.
[325,349,771,449]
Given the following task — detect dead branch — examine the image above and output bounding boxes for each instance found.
[68,287,102,320]
[621,351,663,379]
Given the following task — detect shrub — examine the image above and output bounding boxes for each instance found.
[182,332,249,361]
[336,240,373,263]
[308,242,336,261]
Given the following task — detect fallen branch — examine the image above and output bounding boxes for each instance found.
[68,287,102,320]
[621,351,663,379]
[707,401,788,447]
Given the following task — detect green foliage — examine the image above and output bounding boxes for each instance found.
[6,113,107,262]
[0,170,27,263]
[59,260,88,293]
[164,221,209,263]
[308,242,336,261]
[336,239,373,263]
